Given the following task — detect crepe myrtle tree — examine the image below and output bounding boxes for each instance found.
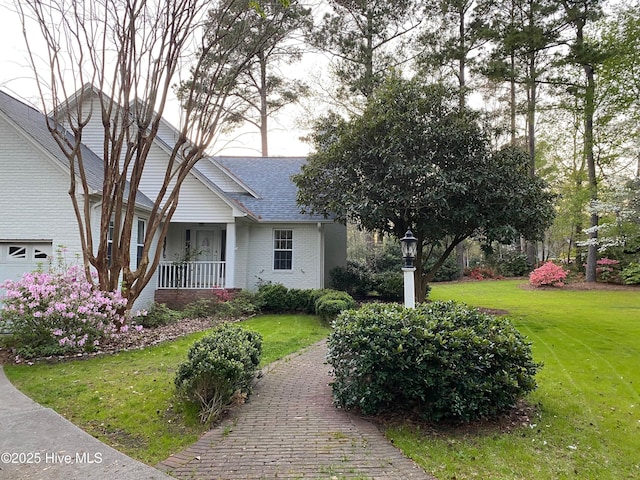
[294,76,555,301]
[17,0,290,311]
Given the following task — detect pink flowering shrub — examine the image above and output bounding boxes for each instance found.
[529,262,569,288]
[0,265,142,359]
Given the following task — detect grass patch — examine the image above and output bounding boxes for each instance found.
[386,280,640,479]
[3,314,329,465]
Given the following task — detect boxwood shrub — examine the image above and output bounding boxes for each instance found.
[327,301,539,422]
[174,323,262,423]
[257,283,289,311]
[255,283,356,318]
[314,290,357,321]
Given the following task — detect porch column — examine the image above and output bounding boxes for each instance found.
[225,222,236,288]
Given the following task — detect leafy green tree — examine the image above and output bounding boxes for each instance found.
[583,177,640,261]
[417,0,492,277]
[597,2,640,173]
[294,76,555,301]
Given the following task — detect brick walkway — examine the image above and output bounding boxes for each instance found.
[157,341,436,480]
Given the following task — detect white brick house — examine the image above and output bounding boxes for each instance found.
[0,88,346,309]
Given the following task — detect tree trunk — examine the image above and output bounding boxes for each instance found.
[259,53,269,157]
[584,61,598,282]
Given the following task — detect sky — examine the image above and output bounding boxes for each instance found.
[0,1,314,158]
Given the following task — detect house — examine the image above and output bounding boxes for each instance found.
[0,88,346,310]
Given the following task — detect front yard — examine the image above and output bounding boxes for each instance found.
[2,314,330,465]
[3,280,639,479]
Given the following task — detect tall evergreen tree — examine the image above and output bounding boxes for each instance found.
[308,0,422,107]
[479,0,563,158]
[182,0,311,156]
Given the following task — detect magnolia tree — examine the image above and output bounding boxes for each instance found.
[294,76,556,302]
[17,0,290,310]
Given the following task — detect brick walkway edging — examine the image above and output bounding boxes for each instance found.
[157,340,437,480]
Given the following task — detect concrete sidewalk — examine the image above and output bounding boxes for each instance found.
[0,366,171,480]
[158,341,436,480]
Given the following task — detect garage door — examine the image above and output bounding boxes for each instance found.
[0,242,53,294]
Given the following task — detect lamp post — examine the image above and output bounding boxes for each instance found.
[400,229,418,309]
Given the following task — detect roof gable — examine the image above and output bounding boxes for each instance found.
[214,156,329,223]
[0,89,154,210]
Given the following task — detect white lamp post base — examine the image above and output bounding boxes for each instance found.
[402,267,416,309]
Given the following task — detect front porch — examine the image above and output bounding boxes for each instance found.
[156,261,226,289]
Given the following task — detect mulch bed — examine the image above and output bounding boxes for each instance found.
[370,398,539,437]
[0,317,220,366]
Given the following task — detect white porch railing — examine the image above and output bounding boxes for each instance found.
[157,261,226,289]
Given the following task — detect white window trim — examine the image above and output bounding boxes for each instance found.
[136,218,146,268]
[273,229,293,271]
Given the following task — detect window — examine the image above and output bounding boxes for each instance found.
[34,249,48,260]
[273,230,293,270]
[136,219,146,268]
[107,220,114,266]
[8,246,27,260]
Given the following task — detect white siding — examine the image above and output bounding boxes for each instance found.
[234,223,251,289]
[87,207,159,311]
[131,216,159,312]
[244,223,322,291]
[0,118,84,274]
[75,95,107,159]
[0,113,159,309]
[78,98,235,224]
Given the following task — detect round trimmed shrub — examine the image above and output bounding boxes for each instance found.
[327,301,539,422]
[529,261,568,287]
[174,323,262,423]
[286,288,315,312]
[314,290,357,321]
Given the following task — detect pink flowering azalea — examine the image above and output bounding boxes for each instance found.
[529,262,569,288]
[1,264,137,359]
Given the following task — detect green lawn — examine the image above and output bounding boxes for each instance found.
[5,284,639,478]
[387,280,640,480]
[3,314,330,465]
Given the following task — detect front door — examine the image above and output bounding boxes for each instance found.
[195,230,218,261]
[194,230,221,287]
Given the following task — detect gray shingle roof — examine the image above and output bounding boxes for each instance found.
[0,90,154,210]
[215,156,330,223]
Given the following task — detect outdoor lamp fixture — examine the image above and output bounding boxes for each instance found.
[400,229,417,309]
[400,229,418,269]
